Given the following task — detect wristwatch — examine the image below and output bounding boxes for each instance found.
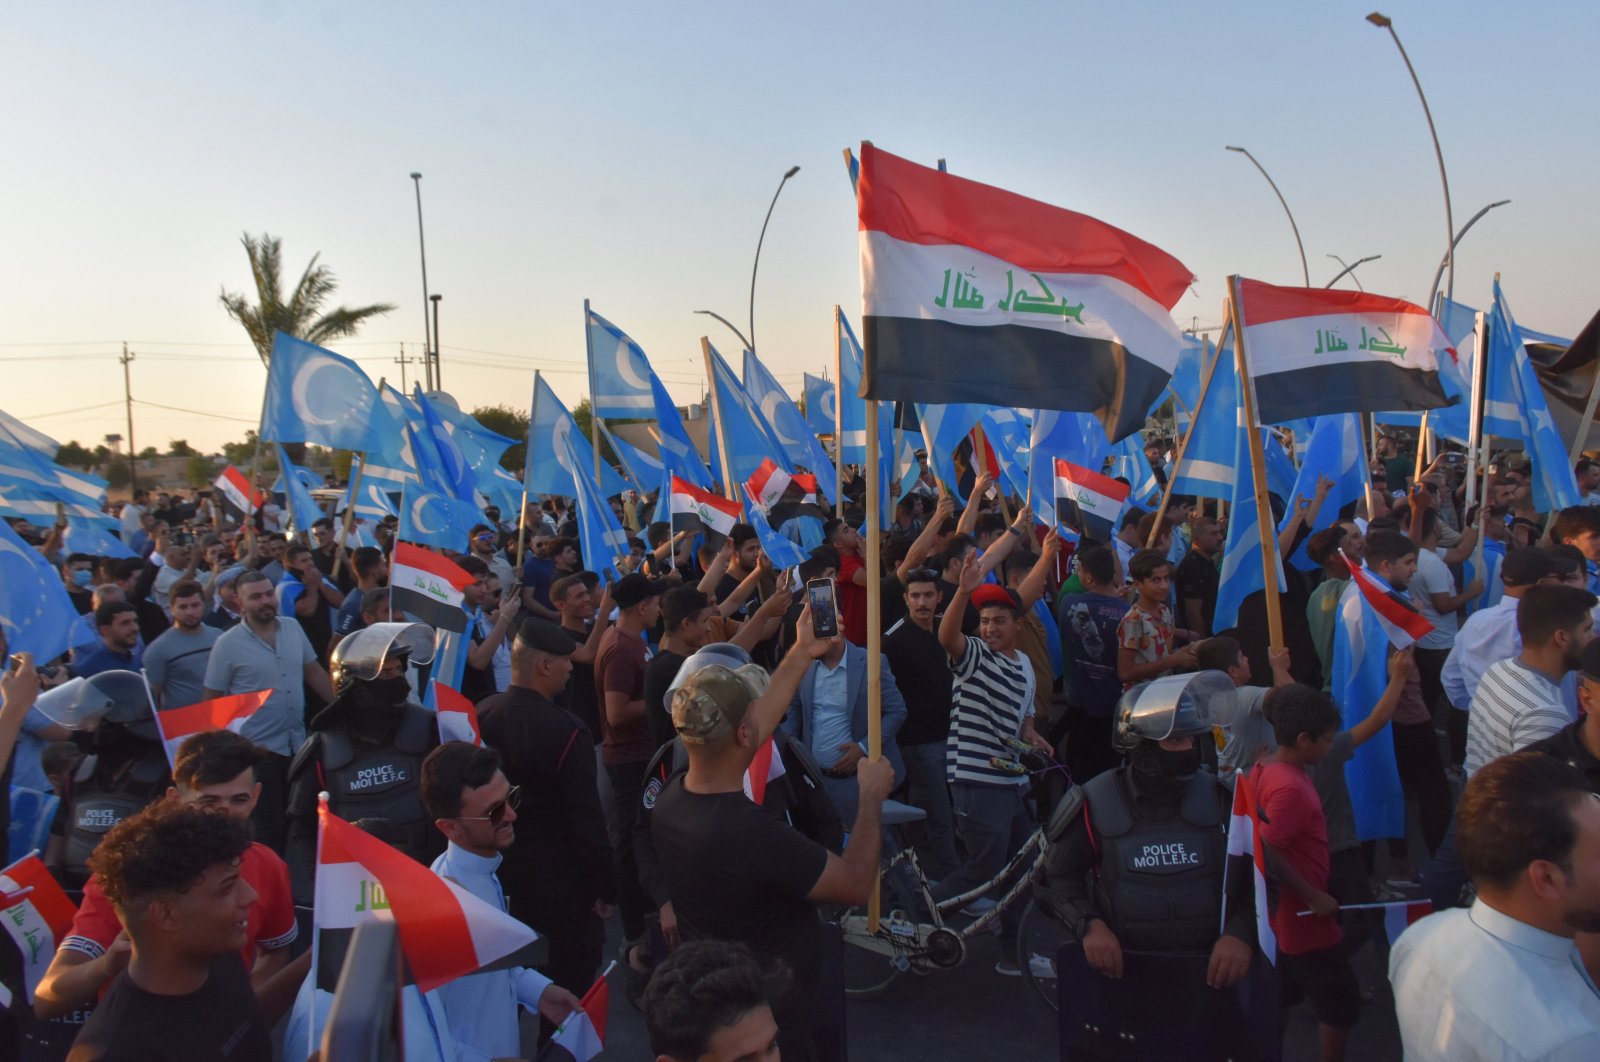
[1006,526,1023,538]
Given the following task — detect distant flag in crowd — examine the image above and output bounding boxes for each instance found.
[153,689,272,768]
[1165,335,1207,431]
[649,373,714,489]
[744,349,839,504]
[399,482,483,552]
[390,541,472,633]
[0,854,78,1002]
[742,488,808,570]
[314,800,539,994]
[599,422,664,492]
[803,373,835,436]
[587,305,659,418]
[1225,771,1276,965]
[559,431,631,581]
[1213,420,1287,633]
[1332,552,1408,840]
[213,464,264,522]
[1343,552,1433,649]
[1233,278,1453,424]
[670,476,741,540]
[0,415,115,529]
[346,387,419,521]
[835,311,869,464]
[1108,431,1161,509]
[1280,415,1367,571]
[981,407,1033,503]
[1492,281,1582,513]
[538,971,609,1062]
[745,458,792,510]
[0,516,82,664]
[706,343,792,489]
[433,682,482,746]
[413,390,479,503]
[1053,458,1130,541]
[274,445,323,532]
[1027,410,1109,530]
[61,519,137,561]
[916,402,988,500]
[855,143,1191,439]
[1168,330,1239,502]
[525,373,629,500]
[260,333,395,453]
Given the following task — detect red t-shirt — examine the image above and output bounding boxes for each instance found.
[1252,760,1342,955]
[62,841,297,969]
[837,554,867,646]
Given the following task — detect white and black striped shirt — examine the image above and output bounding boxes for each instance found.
[1465,658,1569,777]
[946,635,1035,787]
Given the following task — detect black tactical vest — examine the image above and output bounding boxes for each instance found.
[1083,769,1227,952]
[60,751,171,889]
[302,704,436,857]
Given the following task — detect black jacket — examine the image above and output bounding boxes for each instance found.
[1525,720,1600,792]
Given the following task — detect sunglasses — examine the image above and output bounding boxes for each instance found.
[457,786,522,825]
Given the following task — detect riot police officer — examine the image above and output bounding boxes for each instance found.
[1036,671,1256,988]
[35,670,169,890]
[285,622,439,902]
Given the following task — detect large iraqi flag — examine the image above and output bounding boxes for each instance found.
[390,539,472,633]
[1234,277,1453,425]
[855,143,1192,441]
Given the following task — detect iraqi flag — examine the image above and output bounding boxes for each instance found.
[1226,770,1276,965]
[153,689,272,768]
[1383,899,1434,945]
[670,475,741,539]
[745,458,793,511]
[1342,551,1433,649]
[433,680,482,746]
[1053,458,1131,541]
[390,540,472,634]
[1234,277,1453,425]
[0,854,79,1002]
[314,799,539,993]
[856,143,1191,441]
[742,736,787,806]
[771,472,827,524]
[213,464,265,521]
[538,973,609,1061]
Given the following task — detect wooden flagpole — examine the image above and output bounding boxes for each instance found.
[701,338,739,502]
[1226,278,1283,651]
[833,307,845,517]
[1147,325,1230,548]
[863,394,883,934]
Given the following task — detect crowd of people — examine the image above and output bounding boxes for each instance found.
[5,432,1600,1060]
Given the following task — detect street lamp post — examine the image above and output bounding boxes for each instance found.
[1427,200,1511,310]
[430,294,442,391]
[1325,254,1382,290]
[1225,145,1310,287]
[410,172,434,391]
[693,309,752,353]
[1366,12,1456,302]
[748,165,800,353]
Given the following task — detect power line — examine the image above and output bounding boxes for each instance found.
[16,400,126,419]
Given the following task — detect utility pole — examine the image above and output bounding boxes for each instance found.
[120,342,137,492]
[394,343,416,392]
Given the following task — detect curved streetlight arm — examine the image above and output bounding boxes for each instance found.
[694,310,752,354]
[1226,146,1310,287]
[1426,200,1511,311]
[1325,254,1381,289]
[748,165,801,354]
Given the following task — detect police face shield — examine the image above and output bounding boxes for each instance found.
[1113,670,1237,753]
[35,670,154,733]
[330,622,436,688]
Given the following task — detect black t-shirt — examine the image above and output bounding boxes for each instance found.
[936,579,978,635]
[642,649,688,751]
[882,617,952,746]
[555,622,602,742]
[651,779,829,1032]
[1175,549,1220,636]
[67,956,270,1062]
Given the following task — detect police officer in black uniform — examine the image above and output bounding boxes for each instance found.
[285,621,440,902]
[1036,671,1256,989]
[35,670,169,890]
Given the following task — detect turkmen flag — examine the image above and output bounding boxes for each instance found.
[1053,458,1129,541]
[670,476,740,540]
[856,144,1191,441]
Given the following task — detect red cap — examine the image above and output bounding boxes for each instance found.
[970,583,1022,613]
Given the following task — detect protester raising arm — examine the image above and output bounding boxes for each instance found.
[1017,529,1062,610]
[975,505,1034,581]
[895,492,956,582]
[573,581,613,666]
[1278,474,1333,559]
[698,538,735,597]
[1349,647,1412,747]
[955,473,995,536]
[939,551,984,662]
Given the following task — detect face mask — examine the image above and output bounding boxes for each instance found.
[353,674,413,711]
[1128,741,1200,796]
[72,569,93,588]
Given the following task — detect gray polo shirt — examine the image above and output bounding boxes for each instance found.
[144,624,223,710]
[202,617,317,755]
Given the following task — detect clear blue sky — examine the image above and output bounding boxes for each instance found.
[4,1,1595,454]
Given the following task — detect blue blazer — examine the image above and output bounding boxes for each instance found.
[781,642,908,780]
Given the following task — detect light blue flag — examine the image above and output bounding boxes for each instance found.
[399,482,483,551]
[0,517,79,663]
[273,446,323,532]
[650,374,713,489]
[1332,573,1406,840]
[1278,415,1368,571]
[62,519,137,560]
[744,350,839,504]
[260,333,394,453]
[1493,281,1581,513]
[803,373,835,436]
[0,407,60,460]
[0,421,116,529]
[1265,431,1299,501]
[558,432,630,580]
[587,306,659,418]
[1214,422,1286,632]
[418,395,516,496]
[1028,411,1110,532]
[1161,335,1207,433]
[1109,430,1161,509]
[707,343,791,489]
[349,387,421,520]
[599,422,664,490]
[744,499,808,570]
[916,403,988,501]
[343,454,401,522]
[1169,336,1239,501]
[413,390,478,502]
[983,407,1034,502]
[837,311,868,464]
[525,374,630,499]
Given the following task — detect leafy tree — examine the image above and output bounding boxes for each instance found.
[168,439,195,457]
[472,405,529,473]
[93,444,111,465]
[55,440,98,470]
[221,431,258,470]
[138,446,159,461]
[218,232,396,367]
[185,454,218,488]
[105,459,131,489]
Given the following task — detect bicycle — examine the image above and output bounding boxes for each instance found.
[833,746,1076,1012]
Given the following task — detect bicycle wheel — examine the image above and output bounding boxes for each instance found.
[835,906,906,1000]
[1016,897,1073,1012]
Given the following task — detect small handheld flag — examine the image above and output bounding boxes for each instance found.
[0,854,79,1002]
[538,968,611,1061]
[390,541,473,634]
[433,681,483,746]
[1052,458,1130,541]
[153,689,273,768]
[670,476,741,540]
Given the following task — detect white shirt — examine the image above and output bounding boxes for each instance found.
[1390,899,1600,1061]
[1413,547,1460,650]
[1466,658,1569,776]
[1444,595,1580,719]
[430,842,553,1059]
[119,502,145,537]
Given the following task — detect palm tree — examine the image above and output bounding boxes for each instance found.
[219,232,397,366]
